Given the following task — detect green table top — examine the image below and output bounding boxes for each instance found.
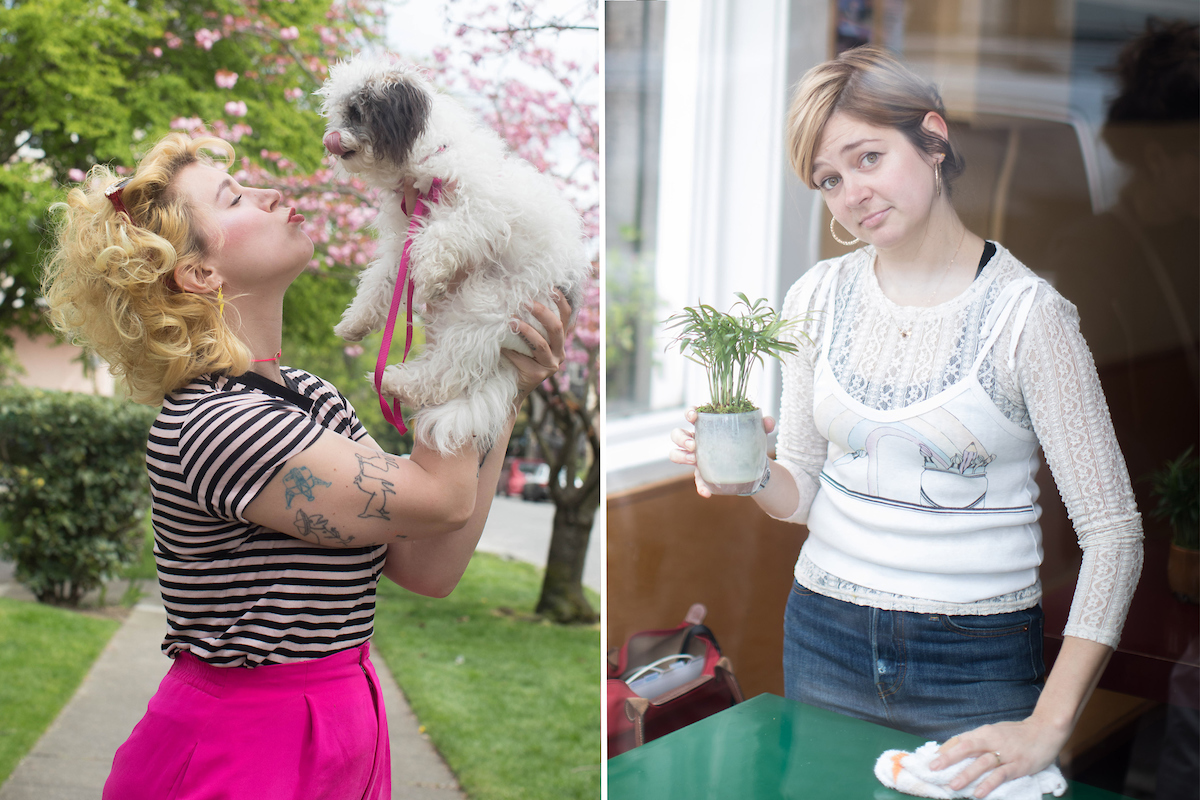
[608,694,1132,800]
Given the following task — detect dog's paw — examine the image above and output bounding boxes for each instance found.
[413,272,451,304]
[334,317,372,343]
[378,364,412,402]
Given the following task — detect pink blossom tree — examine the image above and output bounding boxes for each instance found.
[528,272,600,623]
[423,0,600,622]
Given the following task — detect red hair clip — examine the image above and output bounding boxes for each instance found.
[104,177,135,222]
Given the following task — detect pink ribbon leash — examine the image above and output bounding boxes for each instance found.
[374,178,443,436]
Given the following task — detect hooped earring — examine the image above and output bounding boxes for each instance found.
[830,216,860,247]
[935,161,943,197]
[217,285,225,318]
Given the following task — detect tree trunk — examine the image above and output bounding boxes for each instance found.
[535,482,599,624]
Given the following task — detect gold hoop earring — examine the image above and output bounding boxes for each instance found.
[935,161,943,197]
[217,285,225,318]
[830,216,860,246]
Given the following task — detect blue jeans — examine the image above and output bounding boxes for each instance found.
[783,582,1044,740]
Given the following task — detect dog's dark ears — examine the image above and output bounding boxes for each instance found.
[360,78,432,167]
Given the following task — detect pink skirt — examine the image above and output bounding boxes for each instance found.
[104,642,390,800]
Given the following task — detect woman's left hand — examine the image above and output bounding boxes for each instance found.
[929,716,1070,798]
[503,290,572,399]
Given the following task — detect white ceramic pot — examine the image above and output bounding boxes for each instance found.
[694,409,767,495]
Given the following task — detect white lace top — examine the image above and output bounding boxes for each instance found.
[772,243,1143,648]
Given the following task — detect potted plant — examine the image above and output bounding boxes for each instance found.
[665,293,804,494]
[1149,447,1199,604]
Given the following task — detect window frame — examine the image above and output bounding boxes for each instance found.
[605,0,817,491]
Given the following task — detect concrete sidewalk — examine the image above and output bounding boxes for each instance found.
[476,494,601,594]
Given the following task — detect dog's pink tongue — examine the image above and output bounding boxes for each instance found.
[323,130,347,156]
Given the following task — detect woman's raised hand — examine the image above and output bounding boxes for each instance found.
[502,289,573,400]
[670,408,776,498]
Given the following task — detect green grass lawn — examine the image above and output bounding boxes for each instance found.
[372,552,600,800]
[0,597,119,784]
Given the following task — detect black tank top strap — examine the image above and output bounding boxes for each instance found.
[975,241,998,280]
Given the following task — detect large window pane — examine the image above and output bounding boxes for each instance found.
[605,2,667,419]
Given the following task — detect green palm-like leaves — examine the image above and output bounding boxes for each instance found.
[1150,446,1199,550]
[664,293,807,414]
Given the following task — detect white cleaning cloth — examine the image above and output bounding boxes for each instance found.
[874,741,1067,800]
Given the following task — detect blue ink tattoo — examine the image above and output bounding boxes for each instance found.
[283,466,332,508]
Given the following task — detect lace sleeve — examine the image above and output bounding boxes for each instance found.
[1011,289,1144,648]
[771,268,832,524]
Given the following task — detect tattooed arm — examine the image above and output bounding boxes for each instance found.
[241,294,570,594]
[381,417,515,596]
[243,432,480,547]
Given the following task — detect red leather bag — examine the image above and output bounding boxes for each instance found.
[606,603,744,758]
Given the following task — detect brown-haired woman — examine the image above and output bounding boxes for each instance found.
[44,132,570,799]
[671,46,1142,797]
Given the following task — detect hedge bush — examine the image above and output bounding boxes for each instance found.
[0,388,157,604]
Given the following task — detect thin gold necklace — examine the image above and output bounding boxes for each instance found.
[881,228,968,339]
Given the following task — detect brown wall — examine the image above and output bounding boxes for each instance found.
[607,476,808,699]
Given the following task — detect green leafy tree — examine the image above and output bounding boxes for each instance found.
[0,0,422,454]
[0,0,382,365]
[605,245,659,410]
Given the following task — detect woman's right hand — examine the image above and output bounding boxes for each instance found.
[669,408,717,498]
[669,408,777,498]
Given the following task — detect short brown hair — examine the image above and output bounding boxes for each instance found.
[786,46,963,191]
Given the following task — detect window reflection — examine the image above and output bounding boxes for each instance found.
[605,1,1199,792]
[605,2,667,419]
[1046,18,1199,490]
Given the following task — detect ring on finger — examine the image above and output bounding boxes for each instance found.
[992,751,1002,768]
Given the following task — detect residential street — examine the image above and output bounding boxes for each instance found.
[477,493,601,593]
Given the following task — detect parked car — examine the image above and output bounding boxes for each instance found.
[502,459,545,498]
[521,464,586,502]
[521,462,552,501]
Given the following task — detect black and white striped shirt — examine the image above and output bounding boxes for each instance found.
[147,368,387,666]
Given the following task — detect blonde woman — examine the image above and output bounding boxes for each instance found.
[671,47,1142,797]
[43,132,570,799]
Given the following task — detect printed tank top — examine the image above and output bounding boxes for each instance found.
[801,263,1046,603]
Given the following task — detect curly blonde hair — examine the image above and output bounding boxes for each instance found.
[42,133,251,406]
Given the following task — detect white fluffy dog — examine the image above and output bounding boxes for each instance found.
[317,53,590,454]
